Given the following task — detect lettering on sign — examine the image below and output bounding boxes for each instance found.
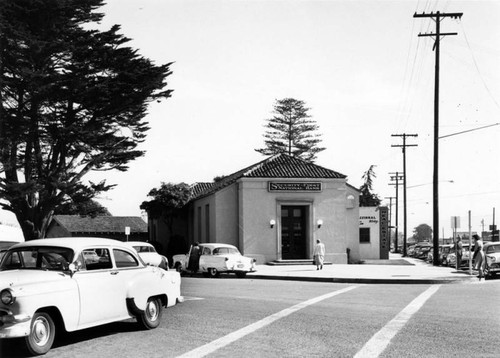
[379,207,389,259]
[268,182,322,192]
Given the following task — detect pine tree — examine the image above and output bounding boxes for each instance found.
[255,98,325,162]
[359,165,382,207]
[0,0,173,240]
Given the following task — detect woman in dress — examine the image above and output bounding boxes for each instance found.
[472,234,485,280]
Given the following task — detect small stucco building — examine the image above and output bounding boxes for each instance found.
[148,154,361,264]
[359,206,390,260]
[46,215,149,242]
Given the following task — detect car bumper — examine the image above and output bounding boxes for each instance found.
[0,313,31,338]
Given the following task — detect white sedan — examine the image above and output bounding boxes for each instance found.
[124,241,169,270]
[0,237,182,355]
[172,243,256,278]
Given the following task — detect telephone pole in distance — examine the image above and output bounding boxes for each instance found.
[389,172,404,255]
[392,134,417,257]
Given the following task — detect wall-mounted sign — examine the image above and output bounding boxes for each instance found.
[379,206,389,259]
[268,182,322,192]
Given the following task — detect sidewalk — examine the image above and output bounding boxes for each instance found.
[246,253,479,284]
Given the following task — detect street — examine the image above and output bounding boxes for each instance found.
[2,277,499,358]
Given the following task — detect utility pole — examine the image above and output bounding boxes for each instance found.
[389,173,404,255]
[413,11,463,266]
[391,134,417,257]
[385,196,396,252]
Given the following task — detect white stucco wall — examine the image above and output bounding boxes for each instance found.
[237,178,359,264]
[359,206,381,260]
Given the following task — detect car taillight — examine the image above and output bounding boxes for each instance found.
[0,289,15,305]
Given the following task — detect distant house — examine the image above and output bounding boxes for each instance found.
[46,215,148,242]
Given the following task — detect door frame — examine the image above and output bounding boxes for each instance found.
[276,200,313,260]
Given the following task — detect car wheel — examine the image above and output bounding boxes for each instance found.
[138,297,163,330]
[235,272,247,278]
[208,268,219,278]
[25,311,56,356]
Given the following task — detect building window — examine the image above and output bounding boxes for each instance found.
[360,227,370,243]
[197,206,202,242]
[205,204,210,243]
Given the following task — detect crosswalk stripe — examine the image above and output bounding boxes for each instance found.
[354,285,441,358]
[176,285,359,358]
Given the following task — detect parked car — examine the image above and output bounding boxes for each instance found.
[414,243,432,260]
[172,243,257,278]
[439,244,454,266]
[124,241,169,270]
[483,242,500,278]
[0,237,182,355]
[447,243,473,268]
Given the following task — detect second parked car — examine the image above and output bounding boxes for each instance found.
[173,243,257,278]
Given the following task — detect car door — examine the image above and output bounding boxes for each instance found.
[73,247,127,329]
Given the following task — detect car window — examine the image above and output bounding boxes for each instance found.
[84,248,112,270]
[486,245,500,254]
[0,247,73,271]
[113,249,139,268]
[202,247,211,255]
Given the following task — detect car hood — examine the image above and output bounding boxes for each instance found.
[0,269,72,296]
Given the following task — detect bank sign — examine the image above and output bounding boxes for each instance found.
[268,182,322,192]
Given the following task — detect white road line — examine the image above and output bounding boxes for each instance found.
[176,285,359,358]
[354,285,441,358]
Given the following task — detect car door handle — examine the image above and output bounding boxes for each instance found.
[110,271,119,275]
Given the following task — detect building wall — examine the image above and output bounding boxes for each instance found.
[359,206,381,260]
[237,178,359,264]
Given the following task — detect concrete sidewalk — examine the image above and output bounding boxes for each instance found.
[246,253,479,284]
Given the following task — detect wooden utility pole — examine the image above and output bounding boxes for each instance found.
[392,134,417,257]
[385,196,396,251]
[389,173,404,255]
[413,11,463,266]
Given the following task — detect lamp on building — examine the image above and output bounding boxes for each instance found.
[317,219,323,228]
[270,219,276,228]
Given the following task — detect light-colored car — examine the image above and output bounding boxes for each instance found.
[124,241,169,270]
[483,242,500,278]
[172,243,256,278]
[0,237,182,355]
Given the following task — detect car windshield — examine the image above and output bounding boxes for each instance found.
[0,246,74,271]
[213,247,240,255]
[133,245,156,253]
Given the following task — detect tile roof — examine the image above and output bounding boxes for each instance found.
[51,215,148,233]
[192,153,346,200]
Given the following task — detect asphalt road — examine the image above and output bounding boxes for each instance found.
[2,277,499,357]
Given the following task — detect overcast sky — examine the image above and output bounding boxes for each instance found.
[2,0,499,239]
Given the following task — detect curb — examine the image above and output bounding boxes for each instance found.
[246,274,477,285]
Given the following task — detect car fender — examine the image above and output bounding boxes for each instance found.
[126,268,181,311]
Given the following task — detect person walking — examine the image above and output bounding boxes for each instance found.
[313,239,325,270]
[455,236,463,271]
[472,234,485,280]
[188,242,201,275]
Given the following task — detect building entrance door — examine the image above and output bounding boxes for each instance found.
[281,206,307,259]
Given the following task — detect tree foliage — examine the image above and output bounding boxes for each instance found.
[255,98,325,162]
[413,223,432,242]
[359,165,381,207]
[140,182,192,235]
[54,199,110,217]
[0,0,173,240]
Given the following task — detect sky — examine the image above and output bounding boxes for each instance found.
[1,0,499,239]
